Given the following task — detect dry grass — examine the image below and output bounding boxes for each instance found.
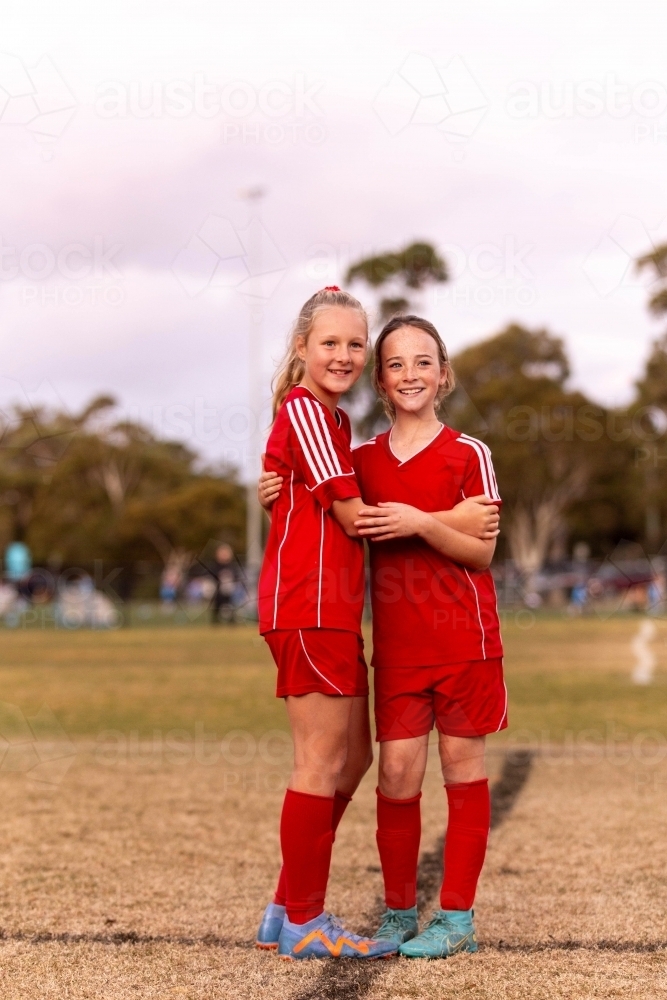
[0,620,665,998]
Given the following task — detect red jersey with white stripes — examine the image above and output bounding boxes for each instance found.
[353,425,503,668]
[258,386,365,635]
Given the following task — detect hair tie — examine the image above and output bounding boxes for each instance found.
[322,285,341,292]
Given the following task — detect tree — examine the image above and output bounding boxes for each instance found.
[632,244,667,548]
[346,241,448,317]
[344,241,449,437]
[118,478,245,581]
[447,325,606,589]
[637,244,667,318]
[0,398,245,592]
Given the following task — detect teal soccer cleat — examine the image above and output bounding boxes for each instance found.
[255,902,285,950]
[373,906,419,946]
[277,912,397,960]
[398,908,478,959]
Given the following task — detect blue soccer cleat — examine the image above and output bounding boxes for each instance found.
[255,902,285,950]
[398,908,478,959]
[277,911,397,960]
[373,906,419,946]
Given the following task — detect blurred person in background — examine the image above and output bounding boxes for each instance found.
[211,543,240,624]
[160,564,182,611]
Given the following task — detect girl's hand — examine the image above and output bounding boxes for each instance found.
[258,460,283,510]
[446,496,499,539]
[354,502,430,542]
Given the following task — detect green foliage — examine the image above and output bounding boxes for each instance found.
[344,242,449,439]
[447,325,606,568]
[637,244,667,315]
[635,333,667,408]
[345,241,447,290]
[0,400,245,572]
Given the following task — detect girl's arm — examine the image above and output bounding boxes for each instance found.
[258,468,363,538]
[431,496,499,540]
[331,497,363,538]
[354,503,495,571]
[258,464,283,521]
[259,471,499,542]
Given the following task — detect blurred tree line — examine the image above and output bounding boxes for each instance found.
[0,396,245,596]
[5,239,666,597]
[346,240,667,584]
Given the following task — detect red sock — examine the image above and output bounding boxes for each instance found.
[279,789,334,923]
[376,788,422,909]
[274,790,352,907]
[440,779,490,910]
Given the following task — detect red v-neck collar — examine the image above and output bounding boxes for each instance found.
[384,424,445,467]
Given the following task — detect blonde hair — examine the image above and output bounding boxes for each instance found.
[372,314,455,422]
[272,288,368,417]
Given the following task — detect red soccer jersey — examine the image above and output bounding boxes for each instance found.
[258,386,365,635]
[352,425,503,668]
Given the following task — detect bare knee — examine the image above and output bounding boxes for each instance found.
[439,734,486,784]
[378,747,425,799]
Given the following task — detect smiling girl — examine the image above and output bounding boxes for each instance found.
[254,287,396,961]
[352,315,505,959]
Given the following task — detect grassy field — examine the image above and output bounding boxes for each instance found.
[0,616,667,998]
[0,615,666,738]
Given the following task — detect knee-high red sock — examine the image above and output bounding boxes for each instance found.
[280,788,334,923]
[440,779,490,911]
[274,790,352,907]
[376,788,421,909]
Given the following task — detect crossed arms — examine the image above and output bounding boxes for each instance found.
[258,468,499,572]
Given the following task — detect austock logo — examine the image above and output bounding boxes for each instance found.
[582,214,658,298]
[0,702,76,785]
[94,73,326,145]
[373,53,488,142]
[0,52,77,157]
[171,214,287,298]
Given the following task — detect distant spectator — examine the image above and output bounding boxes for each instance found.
[648,567,666,616]
[185,575,216,604]
[211,544,240,624]
[569,583,588,614]
[5,541,31,582]
[160,565,182,611]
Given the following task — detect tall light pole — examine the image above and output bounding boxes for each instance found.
[239,186,266,595]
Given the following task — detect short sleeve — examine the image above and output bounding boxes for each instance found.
[285,395,361,510]
[459,435,502,502]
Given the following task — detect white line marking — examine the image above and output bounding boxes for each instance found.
[317,507,324,627]
[631,618,657,685]
[299,630,343,695]
[272,471,295,629]
[464,567,486,659]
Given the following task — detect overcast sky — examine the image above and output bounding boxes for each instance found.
[1,0,666,476]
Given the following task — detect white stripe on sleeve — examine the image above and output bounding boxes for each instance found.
[293,398,333,481]
[458,436,490,497]
[286,401,323,484]
[467,435,501,499]
[459,434,501,501]
[302,397,339,478]
[479,440,501,499]
[312,401,344,476]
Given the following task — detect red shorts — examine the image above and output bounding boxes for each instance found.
[374,658,507,742]
[265,628,369,698]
